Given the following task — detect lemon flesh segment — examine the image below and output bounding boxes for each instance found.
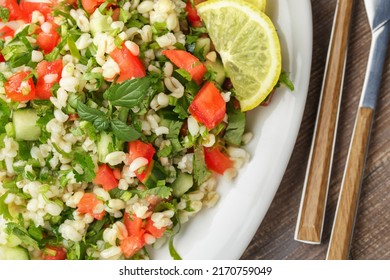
[197,0,281,111]
[244,0,266,12]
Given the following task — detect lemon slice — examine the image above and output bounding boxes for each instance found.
[244,0,266,12]
[197,0,281,111]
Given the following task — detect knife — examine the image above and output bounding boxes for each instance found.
[326,0,390,260]
[295,0,354,244]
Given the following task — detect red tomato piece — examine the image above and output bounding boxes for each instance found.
[0,0,25,21]
[0,53,4,62]
[93,164,118,191]
[81,0,106,14]
[19,0,54,22]
[77,193,105,220]
[145,218,166,239]
[4,71,36,102]
[109,43,146,83]
[185,1,203,28]
[188,81,226,129]
[42,245,67,260]
[162,49,207,85]
[204,146,234,175]
[0,25,15,39]
[36,22,60,54]
[127,140,155,182]
[120,235,145,258]
[36,59,63,99]
[123,212,145,237]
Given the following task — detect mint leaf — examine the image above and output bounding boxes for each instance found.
[77,102,106,123]
[93,117,110,131]
[104,77,151,108]
[110,119,142,141]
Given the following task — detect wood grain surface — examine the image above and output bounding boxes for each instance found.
[241,0,390,260]
[295,0,354,244]
[327,108,374,260]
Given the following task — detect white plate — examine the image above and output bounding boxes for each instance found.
[151,0,313,260]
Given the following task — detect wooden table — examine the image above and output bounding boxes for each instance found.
[241,0,390,260]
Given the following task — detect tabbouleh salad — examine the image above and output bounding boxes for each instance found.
[0,0,290,259]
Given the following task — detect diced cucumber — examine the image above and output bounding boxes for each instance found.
[90,9,113,35]
[205,58,226,85]
[0,245,30,260]
[142,160,167,189]
[195,37,211,58]
[171,172,194,198]
[12,109,41,141]
[97,131,115,163]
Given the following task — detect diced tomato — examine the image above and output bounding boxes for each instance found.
[109,43,146,83]
[68,113,79,121]
[120,235,145,258]
[0,53,4,62]
[145,218,166,239]
[42,245,67,260]
[189,81,226,129]
[0,25,15,39]
[162,49,207,85]
[127,140,155,182]
[123,212,145,237]
[113,168,122,180]
[120,213,166,258]
[93,164,118,191]
[204,146,233,175]
[0,0,25,21]
[77,193,105,220]
[19,0,55,22]
[81,0,106,14]
[4,71,36,102]
[36,59,63,99]
[36,22,60,54]
[185,0,203,28]
[260,90,276,107]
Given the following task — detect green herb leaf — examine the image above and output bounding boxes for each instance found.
[168,213,182,260]
[0,193,12,220]
[193,145,211,185]
[0,7,10,22]
[67,36,81,60]
[110,119,142,141]
[144,186,172,199]
[104,77,151,108]
[0,99,11,134]
[175,69,192,82]
[2,44,32,68]
[224,102,246,146]
[93,116,110,131]
[277,70,294,91]
[28,222,43,241]
[73,152,96,183]
[0,72,6,82]
[77,102,106,123]
[65,241,85,260]
[6,222,39,248]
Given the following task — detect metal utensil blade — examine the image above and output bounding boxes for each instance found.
[361,0,390,109]
[364,0,390,31]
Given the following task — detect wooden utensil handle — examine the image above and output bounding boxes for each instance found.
[295,0,354,243]
[326,107,374,260]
